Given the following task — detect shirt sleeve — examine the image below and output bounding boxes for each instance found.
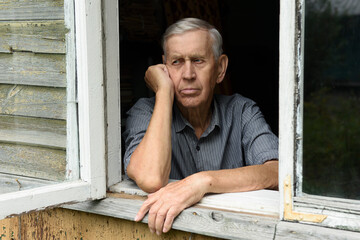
[240,99,279,166]
[122,97,155,176]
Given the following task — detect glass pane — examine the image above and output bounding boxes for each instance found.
[303,0,360,199]
[0,0,77,194]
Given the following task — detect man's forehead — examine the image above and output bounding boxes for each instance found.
[165,30,212,57]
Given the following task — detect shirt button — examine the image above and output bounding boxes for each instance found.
[196,145,200,151]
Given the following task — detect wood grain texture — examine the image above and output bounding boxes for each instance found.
[0,84,66,119]
[66,195,278,239]
[1,207,360,240]
[0,215,19,240]
[0,0,64,21]
[111,179,280,217]
[0,208,219,240]
[0,143,66,181]
[0,20,67,54]
[275,221,360,240]
[0,52,66,87]
[0,115,66,149]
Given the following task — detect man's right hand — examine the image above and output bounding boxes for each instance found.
[145,64,174,94]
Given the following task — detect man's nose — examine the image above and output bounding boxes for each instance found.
[182,61,196,80]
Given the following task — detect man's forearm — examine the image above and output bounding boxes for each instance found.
[198,160,279,194]
[127,88,174,193]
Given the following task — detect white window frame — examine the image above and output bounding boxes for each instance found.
[279,0,360,232]
[103,0,280,215]
[64,0,360,238]
[0,0,106,220]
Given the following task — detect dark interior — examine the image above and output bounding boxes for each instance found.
[120,0,279,135]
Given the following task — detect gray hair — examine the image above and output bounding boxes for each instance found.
[162,18,223,60]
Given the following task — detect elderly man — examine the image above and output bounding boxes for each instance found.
[123,18,278,235]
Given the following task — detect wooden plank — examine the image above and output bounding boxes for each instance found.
[0,84,66,120]
[110,179,280,217]
[18,208,218,240]
[0,0,64,21]
[0,173,55,194]
[65,196,278,240]
[0,115,66,149]
[0,52,66,87]
[0,215,19,240]
[0,143,66,181]
[275,221,360,240]
[0,20,67,54]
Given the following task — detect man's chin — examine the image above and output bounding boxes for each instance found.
[175,98,201,109]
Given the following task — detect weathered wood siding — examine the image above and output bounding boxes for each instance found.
[0,208,219,240]
[0,0,67,181]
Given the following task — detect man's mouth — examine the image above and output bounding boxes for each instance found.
[180,88,199,95]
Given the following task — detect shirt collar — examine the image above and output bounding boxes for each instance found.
[173,96,221,134]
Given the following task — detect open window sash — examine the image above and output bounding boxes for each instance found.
[279,0,360,232]
[0,0,106,220]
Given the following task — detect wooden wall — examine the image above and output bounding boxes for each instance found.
[0,208,218,240]
[0,0,67,181]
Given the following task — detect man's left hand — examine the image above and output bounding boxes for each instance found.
[134,173,208,235]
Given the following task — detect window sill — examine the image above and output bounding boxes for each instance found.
[64,192,279,239]
[64,179,280,239]
[109,179,280,217]
[63,180,360,239]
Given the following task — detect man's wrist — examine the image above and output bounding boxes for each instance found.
[194,171,214,195]
[156,86,174,103]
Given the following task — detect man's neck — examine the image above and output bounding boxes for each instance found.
[176,100,213,139]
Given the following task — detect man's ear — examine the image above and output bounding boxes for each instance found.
[162,55,166,64]
[216,54,229,84]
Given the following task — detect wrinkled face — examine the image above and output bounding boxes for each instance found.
[164,30,221,110]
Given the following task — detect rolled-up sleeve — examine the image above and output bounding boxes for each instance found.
[122,98,155,175]
[240,101,278,166]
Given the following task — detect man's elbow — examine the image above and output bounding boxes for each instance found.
[127,167,165,193]
[137,178,164,193]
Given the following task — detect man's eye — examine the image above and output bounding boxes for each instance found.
[172,60,180,65]
[193,59,203,63]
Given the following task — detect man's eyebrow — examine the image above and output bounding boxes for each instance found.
[168,53,206,59]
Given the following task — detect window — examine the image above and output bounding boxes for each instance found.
[0,0,106,220]
[279,0,360,231]
[56,0,360,238]
[2,0,358,238]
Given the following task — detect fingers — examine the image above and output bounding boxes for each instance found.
[163,207,182,233]
[134,197,154,222]
[144,64,173,94]
[147,198,165,234]
[154,207,167,235]
[150,203,182,235]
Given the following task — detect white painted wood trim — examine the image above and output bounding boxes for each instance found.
[74,0,106,198]
[64,0,80,181]
[279,0,360,232]
[102,0,122,187]
[0,181,91,220]
[279,0,297,220]
[110,179,280,217]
